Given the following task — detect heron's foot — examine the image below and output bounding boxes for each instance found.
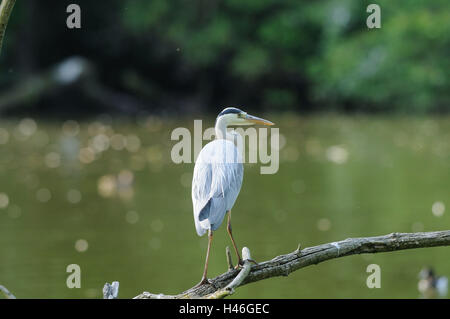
[234,258,245,269]
[234,258,258,269]
[194,277,212,288]
[248,258,258,265]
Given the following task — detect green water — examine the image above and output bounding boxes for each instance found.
[0,114,449,298]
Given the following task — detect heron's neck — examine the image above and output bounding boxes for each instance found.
[215,117,229,140]
[215,118,242,148]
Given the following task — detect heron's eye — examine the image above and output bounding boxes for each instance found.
[238,112,246,118]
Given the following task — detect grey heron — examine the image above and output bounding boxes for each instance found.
[192,107,274,286]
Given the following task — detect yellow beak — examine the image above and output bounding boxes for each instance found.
[245,114,274,126]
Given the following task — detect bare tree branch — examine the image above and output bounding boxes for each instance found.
[0,285,16,299]
[103,281,120,299]
[131,230,450,299]
[0,56,145,114]
[0,0,16,55]
[205,247,253,299]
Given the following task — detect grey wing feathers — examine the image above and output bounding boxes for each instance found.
[192,140,243,236]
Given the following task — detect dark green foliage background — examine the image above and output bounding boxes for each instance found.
[1,0,448,115]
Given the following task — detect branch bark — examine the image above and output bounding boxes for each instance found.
[0,0,16,55]
[0,56,144,114]
[0,285,16,299]
[132,230,450,299]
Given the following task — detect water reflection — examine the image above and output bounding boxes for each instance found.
[0,115,449,298]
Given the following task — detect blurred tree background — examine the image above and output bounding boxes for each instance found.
[0,0,448,117]
[1,1,450,299]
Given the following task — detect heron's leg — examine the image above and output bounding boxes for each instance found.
[227,211,243,268]
[197,229,213,286]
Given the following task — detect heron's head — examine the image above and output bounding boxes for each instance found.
[216,107,274,126]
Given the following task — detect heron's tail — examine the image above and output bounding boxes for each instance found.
[198,199,211,221]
